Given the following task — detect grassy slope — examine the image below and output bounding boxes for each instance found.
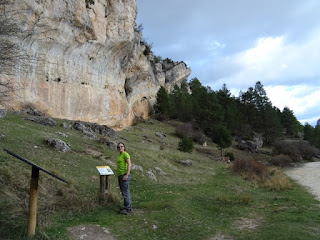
[0,112,319,240]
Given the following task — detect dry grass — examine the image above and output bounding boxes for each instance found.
[262,167,292,190]
[232,157,292,190]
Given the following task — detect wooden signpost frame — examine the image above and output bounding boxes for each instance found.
[96,166,114,199]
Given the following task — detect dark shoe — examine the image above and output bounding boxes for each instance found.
[119,209,128,215]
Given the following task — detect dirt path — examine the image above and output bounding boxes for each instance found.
[285,161,320,202]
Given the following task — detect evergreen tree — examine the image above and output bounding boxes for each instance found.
[154,86,170,119]
[281,107,299,136]
[313,122,320,149]
[304,123,314,142]
[211,124,232,157]
[262,105,283,144]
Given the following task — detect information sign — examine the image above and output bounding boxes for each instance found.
[96,166,114,176]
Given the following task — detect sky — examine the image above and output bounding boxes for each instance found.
[136,0,320,126]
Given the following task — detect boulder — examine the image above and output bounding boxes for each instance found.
[0,109,7,118]
[237,140,258,153]
[146,170,157,181]
[56,132,68,138]
[62,122,72,129]
[178,159,193,166]
[45,138,71,152]
[74,121,116,138]
[253,132,263,148]
[154,167,166,175]
[100,137,117,150]
[131,164,143,172]
[25,116,57,126]
[155,132,166,139]
[82,129,97,139]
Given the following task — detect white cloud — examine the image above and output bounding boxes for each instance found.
[213,29,320,89]
[265,85,320,124]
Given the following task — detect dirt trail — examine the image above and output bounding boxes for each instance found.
[285,161,320,202]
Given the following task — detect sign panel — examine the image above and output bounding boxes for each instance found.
[96,166,114,176]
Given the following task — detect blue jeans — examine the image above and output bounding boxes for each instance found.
[118,174,132,211]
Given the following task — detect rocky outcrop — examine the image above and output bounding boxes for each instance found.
[0,0,191,130]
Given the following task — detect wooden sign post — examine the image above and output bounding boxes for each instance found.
[28,166,39,237]
[3,149,67,238]
[96,166,114,198]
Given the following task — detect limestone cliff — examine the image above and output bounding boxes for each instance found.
[0,0,191,129]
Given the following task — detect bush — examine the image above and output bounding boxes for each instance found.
[233,157,292,190]
[273,140,320,161]
[233,157,268,181]
[225,152,235,161]
[268,155,292,167]
[178,137,194,153]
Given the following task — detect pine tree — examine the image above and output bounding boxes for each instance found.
[211,124,232,157]
[154,86,170,119]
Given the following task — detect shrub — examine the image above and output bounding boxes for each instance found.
[225,152,235,161]
[268,155,292,167]
[273,140,320,161]
[233,157,292,190]
[178,137,194,153]
[154,55,162,63]
[233,157,268,181]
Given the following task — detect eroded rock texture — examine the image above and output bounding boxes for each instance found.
[0,0,190,129]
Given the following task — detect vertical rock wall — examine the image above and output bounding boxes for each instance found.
[0,0,191,129]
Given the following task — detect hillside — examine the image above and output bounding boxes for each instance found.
[0,111,320,240]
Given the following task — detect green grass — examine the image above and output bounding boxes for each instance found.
[0,112,320,239]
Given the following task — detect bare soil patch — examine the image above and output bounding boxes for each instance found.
[67,224,114,240]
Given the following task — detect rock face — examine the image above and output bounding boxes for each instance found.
[0,0,191,130]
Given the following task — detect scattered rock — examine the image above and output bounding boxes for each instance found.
[237,140,258,153]
[100,137,117,150]
[178,159,193,166]
[253,132,263,148]
[82,129,97,139]
[0,109,7,118]
[25,116,57,126]
[154,167,166,175]
[56,132,68,137]
[74,122,87,132]
[74,121,116,138]
[45,138,71,152]
[155,132,166,139]
[23,108,45,116]
[62,122,72,129]
[131,164,143,172]
[146,169,157,181]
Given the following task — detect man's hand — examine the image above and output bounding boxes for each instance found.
[123,174,128,181]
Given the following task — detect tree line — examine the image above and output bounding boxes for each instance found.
[154,78,320,150]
